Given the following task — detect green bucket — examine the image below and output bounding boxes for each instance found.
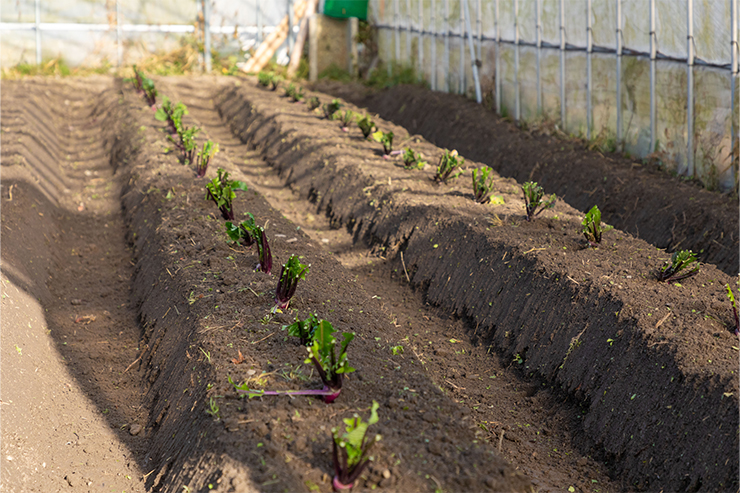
[323,0,368,20]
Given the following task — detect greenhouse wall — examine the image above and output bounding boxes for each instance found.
[371,0,739,192]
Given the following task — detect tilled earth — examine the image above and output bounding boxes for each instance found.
[1,75,737,493]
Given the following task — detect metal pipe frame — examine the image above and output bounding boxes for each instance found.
[616,0,622,145]
[463,0,481,103]
[35,0,41,64]
[406,0,412,64]
[459,0,465,94]
[536,0,542,114]
[687,0,694,176]
[204,0,212,72]
[587,0,593,140]
[444,0,450,93]
[431,0,437,90]
[419,0,424,82]
[732,0,738,186]
[560,0,566,129]
[476,0,481,62]
[514,0,520,122]
[116,0,122,67]
[395,0,401,63]
[649,0,656,153]
[495,0,500,114]
[257,0,263,44]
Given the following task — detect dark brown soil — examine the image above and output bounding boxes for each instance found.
[313,81,739,278]
[2,74,737,493]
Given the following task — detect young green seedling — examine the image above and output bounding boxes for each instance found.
[372,130,394,155]
[332,401,382,491]
[225,213,257,247]
[340,110,355,131]
[230,320,354,403]
[307,96,321,111]
[472,166,496,203]
[195,140,219,177]
[521,181,556,221]
[286,313,321,345]
[179,126,200,165]
[433,149,464,183]
[402,148,427,170]
[725,284,739,336]
[582,205,613,247]
[274,254,310,311]
[205,168,249,221]
[269,74,282,91]
[323,99,342,120]
[257,71,272,87]
[127,65,144,92]
[657,250,700,284]
[155,97,188,136]
[357,115,375,139]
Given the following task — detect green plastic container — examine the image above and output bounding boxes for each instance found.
[323,0,368,20]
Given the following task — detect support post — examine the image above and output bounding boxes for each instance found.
[616,0,622,145]
[459,0,465,94]
[476,0,481,61]
[431,0,437,90]
[204,0,212,72]
[116,0,123,67]
[419,0,423,81]
[444,0,450,93]
[559,0,566,129]
[687,0,694,176]
[649,0,656,153]
[406,0,411,64]
[463,0,481,103]
[495,0,501,114]
[35,0,41,64]
[395,0,401,62]
[536,0,542,114]
[514,0,520,121]
[732,0,738,186]
[288,0,295,56]
[587,0,593,140]
[257,0,263,44]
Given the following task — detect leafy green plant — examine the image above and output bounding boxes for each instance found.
[205,168,248,221]
[372,130,394,155]
[142,75,157,107]
[725,284,739,336]
[332,401,382,490]
[582,205,613,247]
[225,213,257,247]
[286,312,320,345]
[357,115,375,139]
[179,126,200,165]
[307,96,321,111]
[322,99,342,120]
[257,71,272,87]
[230,320,354,403]
[657,250,700,284]
[433,149,464,183]
[127,64,144,92]
[472,166,496,203]
[340,110,355,130]
[206,397,220,420]
[274,254,310,311]
[284,83,304,102]
[521,181,556,221]
[155,97,188,136]
[402,148,427,170]
[195,140,219,177]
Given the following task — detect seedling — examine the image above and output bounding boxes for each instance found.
[323,99,342,120]
[274,254,310,311]
[582,205,613,247]
[257,71,272,87]
[127,65,144,93]
[206,397,220,421]
[373,130,394,155]
[225,213,257,247]
[284,83,304,102]
[402,148,427,170]
[307,96,321,111]
[472,166,495,203]
[230,320,354,403]
[141,74,157,107]
[332,401,382,491]
[657,250,700,284]
[195,140,219,177]
[238,219,272,274]
[205,168,249,221]
[357,115,375,139]
[433,149,464,183]
[521,181,556,221]
[725,284,739,336]
[286,313,321,345]
[179,126,200,165]
[340,110,355,130]
[155,97,188,136]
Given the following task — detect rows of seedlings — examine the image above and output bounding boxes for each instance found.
[112,73,533,491]
[214,76,739,492]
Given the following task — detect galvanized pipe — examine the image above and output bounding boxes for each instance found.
[204,0,212,72]
[732,0,738,185]
[514,0,520,121]
[431,0,437,90]
[395,0,401,63]
[687,0,694,176]
[495,0,500,114]
[257,0,263,44]
[476,0,481,61]
[587,0,593,140]
[459,0,465,94]
[649,0,656,153]
[288,0,294,55]
[419,0,424,81]
[616,0,622,144]
[536,0,542,114]
[444,0,450,92]
[560,0,566,129]
[463,0,482,103]
[406,0,412,64]
[116,0,122,67]
[35,0,41,64]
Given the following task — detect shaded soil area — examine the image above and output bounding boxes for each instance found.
[313,81,739,277]
[215,77,738,492]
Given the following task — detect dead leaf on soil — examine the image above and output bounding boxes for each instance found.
[74,314,96,324]
[232,349,245,365]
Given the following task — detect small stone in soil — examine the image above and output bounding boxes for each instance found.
[129,424,142,436]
